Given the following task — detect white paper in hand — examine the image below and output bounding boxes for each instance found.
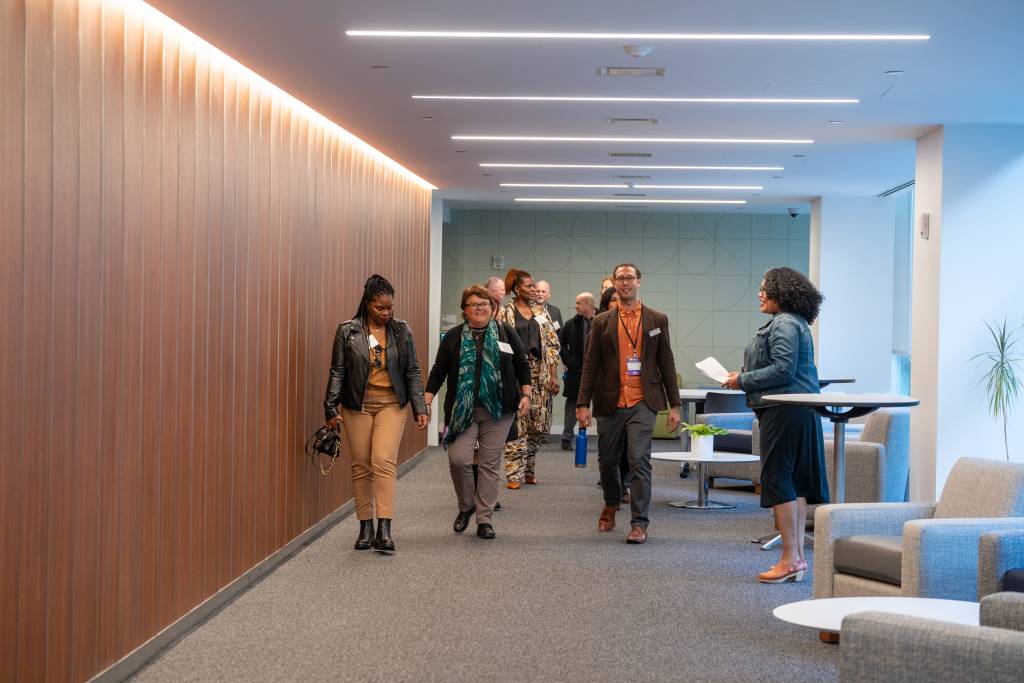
[695,357,730,384]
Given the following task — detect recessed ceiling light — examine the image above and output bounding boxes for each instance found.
[827,120,846,124]
[413,95,859,104]
[500,182,761,190]
[455,135,813,144]
[347,30,929,41]
[884,69,905,76]
[514,197,746,205]
[481,162,785,171]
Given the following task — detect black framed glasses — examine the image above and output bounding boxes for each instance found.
[372,345,383,368]
[464,302,491,310]
[613,275,638,283]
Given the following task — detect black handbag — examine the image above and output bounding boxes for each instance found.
[304,426,343,476]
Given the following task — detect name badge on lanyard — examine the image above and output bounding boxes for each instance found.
[626,355,642,376]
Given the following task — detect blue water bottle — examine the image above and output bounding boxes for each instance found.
[574,426,588,467]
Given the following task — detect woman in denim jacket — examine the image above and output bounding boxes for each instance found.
[724,267,827,584]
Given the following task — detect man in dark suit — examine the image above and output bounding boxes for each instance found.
[559,292,597,450]
[576,263,681,544]
[533,280,563,330]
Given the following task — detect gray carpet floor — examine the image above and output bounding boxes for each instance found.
[134,440,838,682]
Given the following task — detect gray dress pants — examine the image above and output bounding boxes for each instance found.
[596,401,656,529]
[448,406,517,525]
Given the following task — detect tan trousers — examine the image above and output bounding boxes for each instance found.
[448,406,517,524]
[342,396,407,520]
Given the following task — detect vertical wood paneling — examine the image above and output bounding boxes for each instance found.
[3,0,433,679]
[0,0,27,679]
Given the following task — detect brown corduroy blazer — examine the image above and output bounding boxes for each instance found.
[576,305,681,417]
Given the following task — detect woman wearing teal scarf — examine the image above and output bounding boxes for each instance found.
[425,286,532,539]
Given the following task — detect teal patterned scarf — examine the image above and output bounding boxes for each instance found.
[445,321,504,445]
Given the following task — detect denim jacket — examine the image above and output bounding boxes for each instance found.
[739,312,820,409]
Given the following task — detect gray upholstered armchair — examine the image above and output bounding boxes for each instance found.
[838,592,1024,682]
[822,408,911,503]
[979,528,1024,598]
[814,457,1024,601]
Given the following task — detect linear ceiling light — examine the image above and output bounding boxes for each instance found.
[500,183,763,190]
[481,163,784,171]
[455,135,813,144]
[415,95,858,104]
[514,198,746,205]
[347,30,929,41]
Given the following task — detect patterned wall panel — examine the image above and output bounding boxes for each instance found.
[442,209,810,420]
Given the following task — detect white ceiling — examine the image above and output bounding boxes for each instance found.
[151,0,1024,213]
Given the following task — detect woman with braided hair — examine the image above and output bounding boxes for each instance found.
[497,269,561,488]
[324,275,429,554]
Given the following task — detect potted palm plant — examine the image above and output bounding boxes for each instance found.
[680,422,730,459]
[970,318,1023,461]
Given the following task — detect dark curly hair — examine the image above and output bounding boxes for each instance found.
[761,267,824,324]
[598,286,618,314]
[353,274,395,322]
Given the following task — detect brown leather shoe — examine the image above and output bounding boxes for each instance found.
[507,480,521,490]
[626,525,647,544]
[598,505,618,532]
[524,475,537,485]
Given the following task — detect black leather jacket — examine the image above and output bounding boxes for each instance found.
[323,318,427,420]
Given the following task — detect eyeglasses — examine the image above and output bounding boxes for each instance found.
[613,275,638,283]
[464,302,491,310]
[371,345,383,369]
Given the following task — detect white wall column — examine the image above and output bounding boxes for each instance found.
[427,192,445,446]
[810,196,896,392]
[910,125,1024,499]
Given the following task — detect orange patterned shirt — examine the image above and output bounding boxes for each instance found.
[617,305,644,408]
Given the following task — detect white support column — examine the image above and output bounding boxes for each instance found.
[910,125,1024,499]
[427,192,444,446]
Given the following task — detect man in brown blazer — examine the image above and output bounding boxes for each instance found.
[576,263,681,544]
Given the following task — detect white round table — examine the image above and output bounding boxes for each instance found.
[652,451,759,509]
[774,596,979,641]
[760,393,919,504]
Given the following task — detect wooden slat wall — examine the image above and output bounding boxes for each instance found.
[0,1,433,680]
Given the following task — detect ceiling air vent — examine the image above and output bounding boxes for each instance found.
[609,152,653,158]
[597,66,667,77]
[606,117,659,125]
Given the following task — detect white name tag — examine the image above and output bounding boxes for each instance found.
[497,341,514,354]
[648,328,661,337]
[553,320,561,330]
[626,356,642,376]
[367,334,381,348]
[534,314,548,325]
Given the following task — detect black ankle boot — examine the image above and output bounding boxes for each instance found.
[354,520,374,550]
[373,518,395,554]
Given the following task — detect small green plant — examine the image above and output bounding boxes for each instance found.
[970,318,1023,462]
[680,422,730,437]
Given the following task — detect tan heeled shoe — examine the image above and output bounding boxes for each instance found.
[507,480,521,490]
[758,559,806,583]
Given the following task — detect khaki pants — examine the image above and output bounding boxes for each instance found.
[342,396,408,520]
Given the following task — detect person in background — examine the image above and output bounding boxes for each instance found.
[485,276,506,311]
[597,286,619,315]
[533,280,563,330]
[600,275,614,294]
[425,285,532,540]
[560,292,597,450]
[577,263,681,544]
[497,269,561,488]
[324,275,429,554]
[723,267,827,583]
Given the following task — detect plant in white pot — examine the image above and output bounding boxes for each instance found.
[970,318,1023,461]
[681,423,730,458]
